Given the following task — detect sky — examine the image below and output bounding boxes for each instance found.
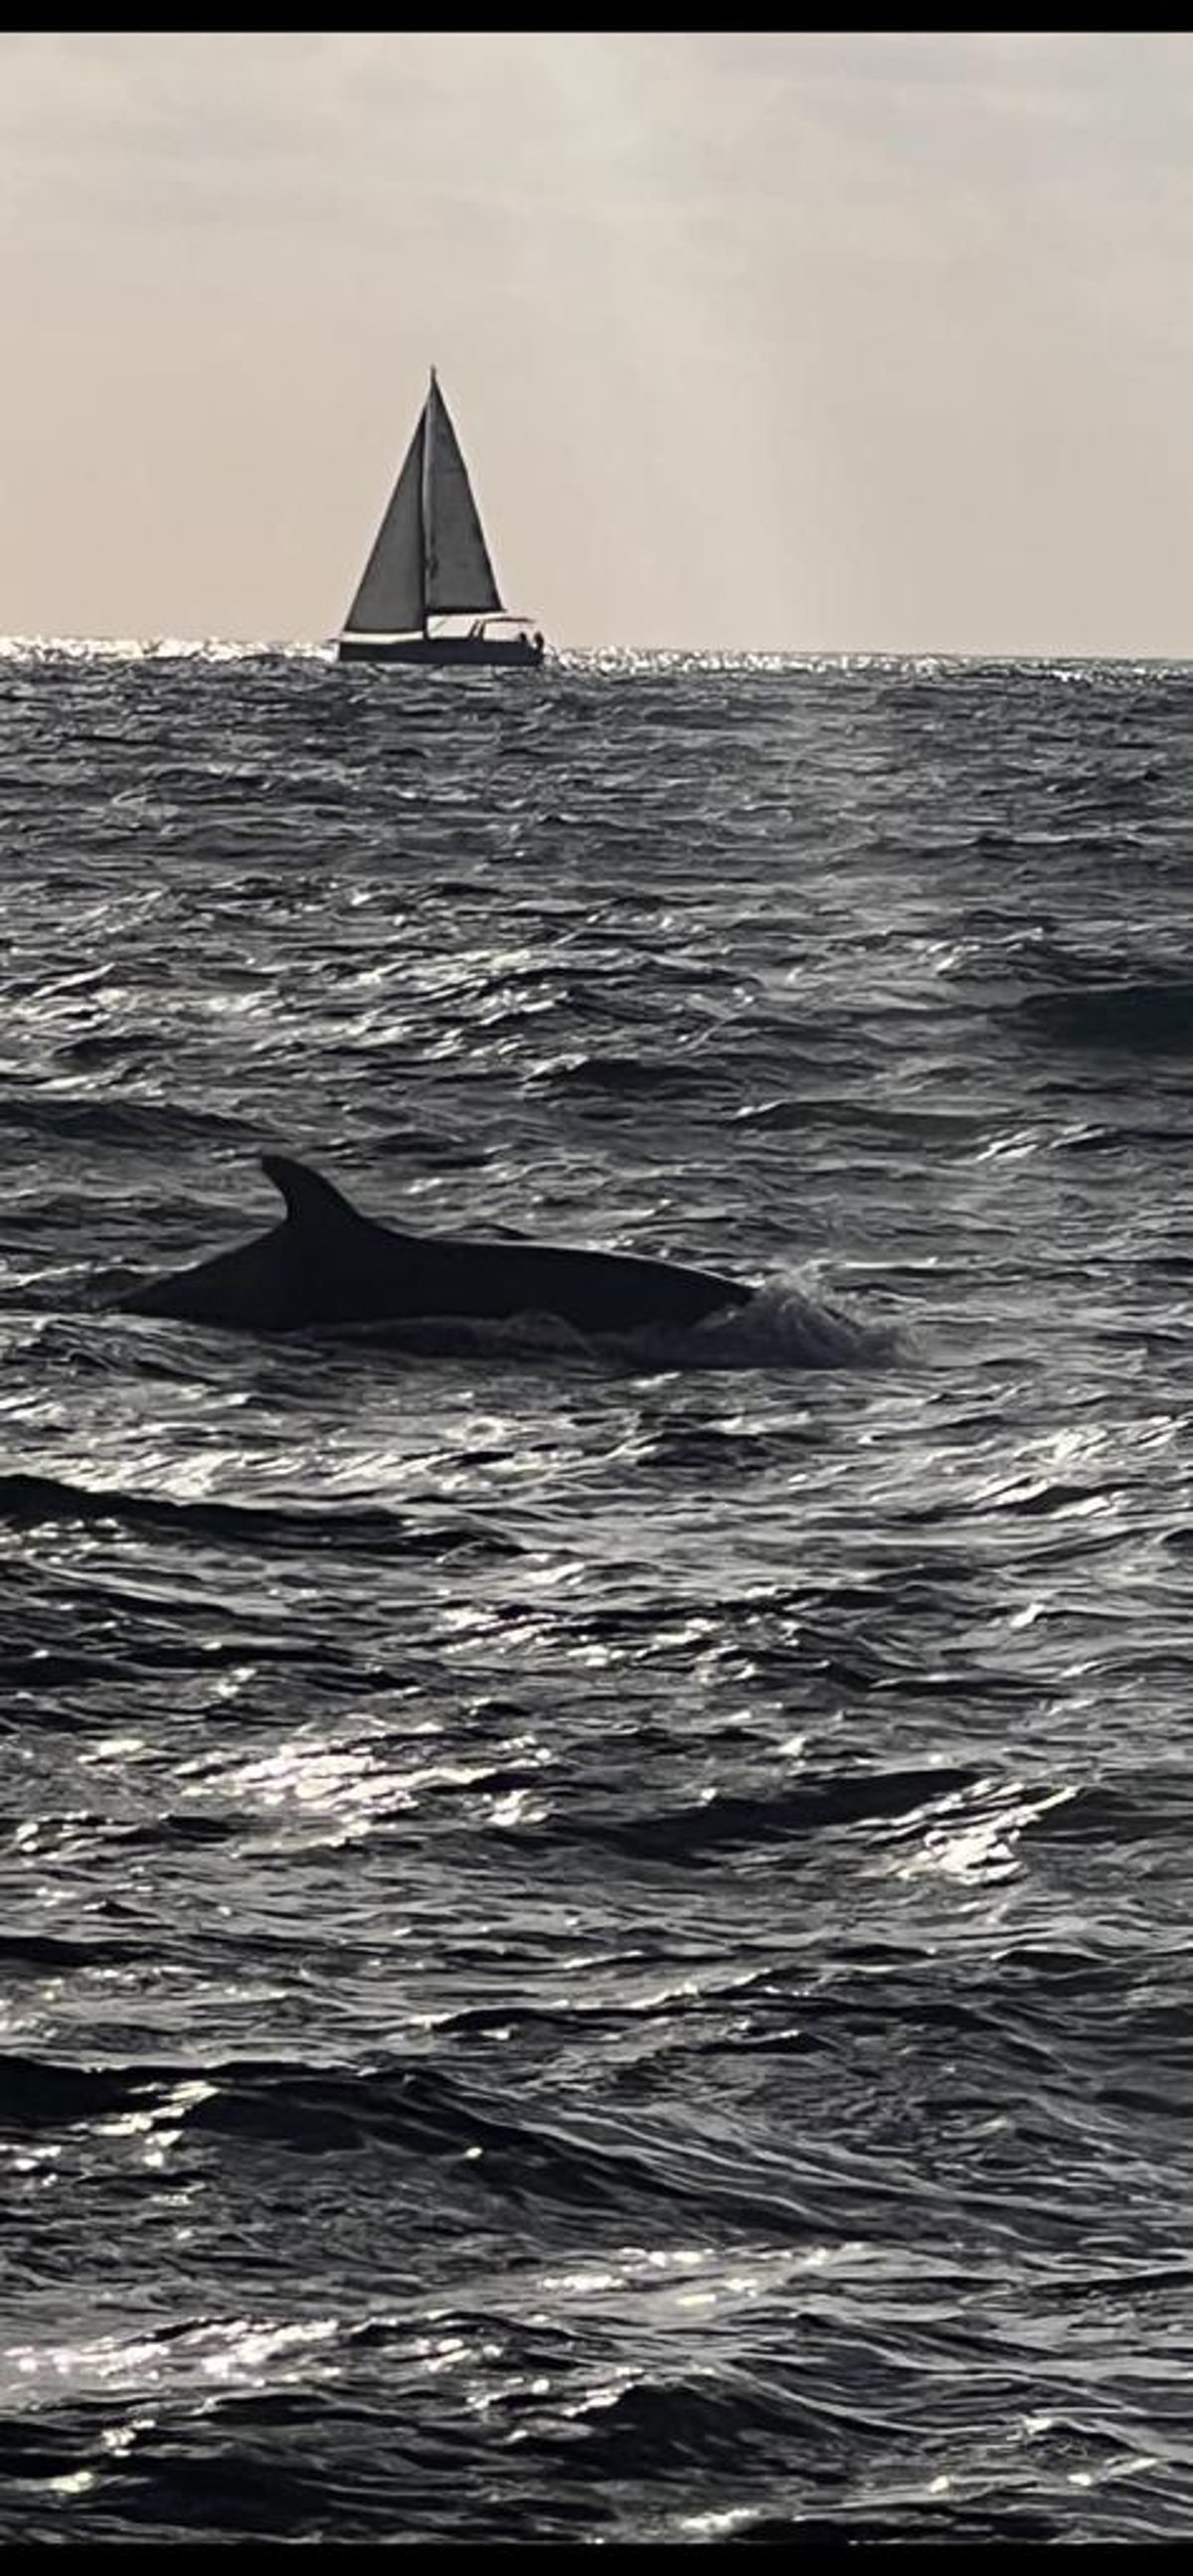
[5,29,1193,656]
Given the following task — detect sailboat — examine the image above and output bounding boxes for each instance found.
[337,368,545,669]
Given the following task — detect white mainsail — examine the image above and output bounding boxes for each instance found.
[423,372,503,618]
[342,369,503,637]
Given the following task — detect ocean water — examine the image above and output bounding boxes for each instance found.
[1,642,1191,2544]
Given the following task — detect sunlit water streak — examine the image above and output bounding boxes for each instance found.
[0,644,1191,2541]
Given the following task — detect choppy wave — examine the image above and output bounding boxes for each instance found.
[1,647,1191,2544]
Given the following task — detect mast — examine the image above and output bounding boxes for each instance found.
[421,366,435,644]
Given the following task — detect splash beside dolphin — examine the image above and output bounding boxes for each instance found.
[113,1155,756,1339]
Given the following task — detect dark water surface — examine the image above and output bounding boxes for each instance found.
[1,643,1190,2542]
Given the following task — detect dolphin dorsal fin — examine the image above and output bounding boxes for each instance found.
[260,1154,369,1230]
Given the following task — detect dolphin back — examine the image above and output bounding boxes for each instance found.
[112,1154,754,1338]
[116,1154,401,1331]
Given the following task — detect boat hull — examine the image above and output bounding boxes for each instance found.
[337,633,544,670]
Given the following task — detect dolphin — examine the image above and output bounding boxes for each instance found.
[113,1154,756,1339]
